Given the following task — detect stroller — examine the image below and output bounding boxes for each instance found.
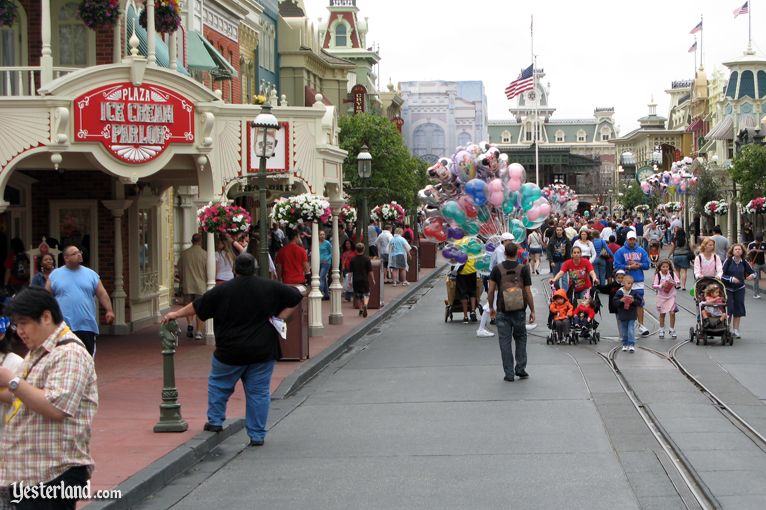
[444,272,483,323]
[648,240,661,268]
[689,277,733,346]
[546,283,602,345]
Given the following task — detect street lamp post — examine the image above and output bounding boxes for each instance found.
[356,144,372,255]
[251,103,280,278]
[681,171,693,237]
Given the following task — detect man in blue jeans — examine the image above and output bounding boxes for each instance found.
[162,253,302,446]
[487,243,536,382]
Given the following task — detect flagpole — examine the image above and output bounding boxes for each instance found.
[700,14,704,67]
[749,1,752,49]
[694,36,697,71]
[531,15,539,186]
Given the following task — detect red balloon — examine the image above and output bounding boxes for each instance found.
[479,223,495,236]
[435,230,448,242]
[458,196,478,219]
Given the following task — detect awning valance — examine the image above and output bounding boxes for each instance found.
[705,115,734,140]
[686,117,703,133]
[187,31,238,80]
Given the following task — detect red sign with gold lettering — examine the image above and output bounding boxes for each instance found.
[74,82,194,164]
[351,84,366,114]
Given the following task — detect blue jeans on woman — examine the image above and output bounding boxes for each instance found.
[320,261,331,298]
[208,356,275,442]
[592,257,607,287]
[617,319,636,346]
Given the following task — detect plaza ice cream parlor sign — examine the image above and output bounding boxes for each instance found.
[74,82,194,163]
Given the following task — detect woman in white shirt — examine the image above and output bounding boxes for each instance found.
[214,237,236,284]
[526,229,544,275]
[572,227,597,262]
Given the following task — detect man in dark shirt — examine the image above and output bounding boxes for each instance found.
[162,253,302,446]
[349,243,374,317]
[747,232,766,298]
[488,243,535,382]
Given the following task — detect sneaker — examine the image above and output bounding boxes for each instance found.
[463,317,470,324]
[670,329,677,339]
[755,295,761,299]
[194,332,204,340]
[203,422,223,433]
[249,439,265,447]
[515,369,529,379]
[734,329,741,338]
[362,306,368,318]
[622,345,628,352]
[470,312,478,322]
[186,325,194,338]
[476,329,495,337]
[503,375,515,382]
[658,329,665,339]
[629,345,635,352]
[638,325,650,336]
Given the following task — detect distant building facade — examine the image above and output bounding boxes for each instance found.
[399,81,489,164]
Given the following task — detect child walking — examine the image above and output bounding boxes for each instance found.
[613,274,643,352]
[652,259,680,339]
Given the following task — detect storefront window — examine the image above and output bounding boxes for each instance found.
[58,2,88,66]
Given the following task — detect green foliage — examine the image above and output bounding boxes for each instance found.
[729,144,766,203]
[693,168,721,216]
[339,113,427,211]
[619,182,645,212]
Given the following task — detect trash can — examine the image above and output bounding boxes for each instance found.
[281,285,309,361]
[406,246,419,283]
[419,240,437,268]
[367,259,385,309]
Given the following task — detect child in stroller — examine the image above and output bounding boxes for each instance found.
[689,277,733,345]
[572,296,601,344]
[648,239,661,268]
[547,289,574,344]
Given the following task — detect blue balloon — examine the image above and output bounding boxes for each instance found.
[465,178,488,206]
[447,227,465,240]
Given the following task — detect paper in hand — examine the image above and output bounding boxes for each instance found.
[269,317,287,340]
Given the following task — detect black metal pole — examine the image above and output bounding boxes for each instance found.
[362,191,369,255]
[258,133,269,279]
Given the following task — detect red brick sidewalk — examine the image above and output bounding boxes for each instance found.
[87,265,441,495]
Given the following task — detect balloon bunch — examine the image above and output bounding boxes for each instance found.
[639,158,699,200]
[541,183,579,216]
[418,142,552,270]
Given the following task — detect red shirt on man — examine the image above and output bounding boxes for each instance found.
[276,243,308,284]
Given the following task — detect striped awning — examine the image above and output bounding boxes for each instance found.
[686,117,703,133]
[705,115,734,140]
[187,31,238,79]
[739,114,758,129]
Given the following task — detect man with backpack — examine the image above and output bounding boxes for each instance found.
[488,243,535,382]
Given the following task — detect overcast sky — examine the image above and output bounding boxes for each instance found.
[304,0,765,135]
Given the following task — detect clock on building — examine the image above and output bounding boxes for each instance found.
[527,91,537,101]
[636,166,655,183]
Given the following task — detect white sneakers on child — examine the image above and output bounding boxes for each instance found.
[638,324,650,336]
[658,329,665,339]
[733,329,741,338]
[476,329,495,338]
[622,345,628,352]
[629,345,635,352]
[670,329,677,339]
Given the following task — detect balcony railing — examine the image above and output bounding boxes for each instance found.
[0,67,80,97]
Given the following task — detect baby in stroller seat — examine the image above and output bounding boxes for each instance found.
[573,298,595,329]
[701,283,727,327]
[547,289,573,344]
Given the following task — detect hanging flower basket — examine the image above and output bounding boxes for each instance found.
[663,202,681,213]
[744,197,766,215]
[634,204,649,213]
[270,194,330,230]
[371,201,406,224]
[339,205,357,225]
[197,202,252,235]
[78,0,121,30]
[139,0,181,34]
[704,200,729,216]
[0,0,18,27]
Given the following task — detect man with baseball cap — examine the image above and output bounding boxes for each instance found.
[613,231,651,335]
[477,232,516,337]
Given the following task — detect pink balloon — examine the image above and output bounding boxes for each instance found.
[488,178,504,193]
[508,178,521,192]
[539,202,551,216]
[509,163,525,179]
[527,207,541,221]
[490,191,505,207]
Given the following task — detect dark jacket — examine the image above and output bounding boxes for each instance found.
[612,287,643,321]
[547,235,571,262]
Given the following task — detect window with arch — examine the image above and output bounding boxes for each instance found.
[726,71,739,98]
[600,126,611,141]
[56,1,90,66]
[335,23,347,47]
[577,130,587,142]
[740,70,755,98]
[501,130,511,143]
[758,71,766,98]
[413,123,445,159]
[555,130,565,143]
[458,132,471,147]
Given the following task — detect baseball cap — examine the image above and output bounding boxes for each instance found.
[626,231,637,240]
[500,232,515,241]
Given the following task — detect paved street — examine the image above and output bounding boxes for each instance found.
[137,261,766,509]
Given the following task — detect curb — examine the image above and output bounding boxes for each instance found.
[84,419,244,510]
[272,264,448,400]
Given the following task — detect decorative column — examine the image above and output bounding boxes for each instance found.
[308,221,324,336]
[113,4,123,63]
[329,201,343,325]
[41,0,53,85]
[146,0,157,65]
[102,200,133,333]
[169,31,177,71]
[205,231,216,345]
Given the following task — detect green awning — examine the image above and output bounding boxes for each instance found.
[187,31,238,80]
[125,6,189,75]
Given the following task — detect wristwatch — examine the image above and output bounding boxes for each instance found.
[8,377,20,392]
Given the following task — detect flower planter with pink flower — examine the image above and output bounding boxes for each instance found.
[139,0,181,33]
[78,0,121,30]
[370,201,406,225]
[704,200,728,216]
[744,197,766,215]
[197,202,252,235]
[270,194,330,230]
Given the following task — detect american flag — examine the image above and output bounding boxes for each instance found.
[689,20,702,34]
[734,1,749,17]
[505,65,534,100]
[688,41,697,53]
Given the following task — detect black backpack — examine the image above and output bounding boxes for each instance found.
[616,227,628,246]
[10,253,29,281]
